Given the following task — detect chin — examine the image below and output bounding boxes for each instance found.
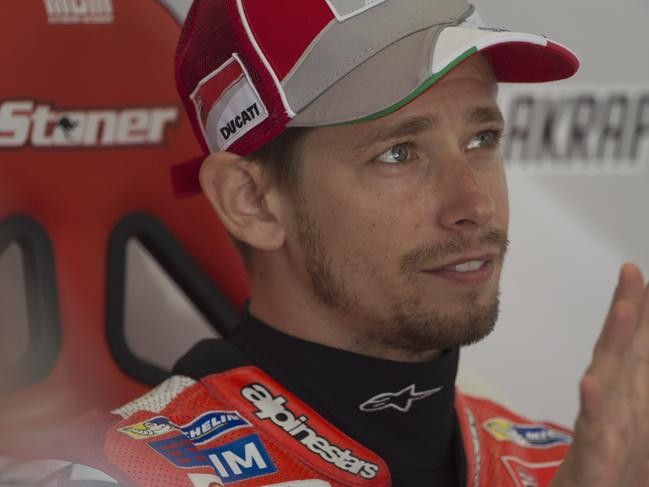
[372,290,501,354]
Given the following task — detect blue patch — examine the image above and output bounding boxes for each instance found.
[203,434,277,484]
[180,411,249,445]
[511,424,571,447]
[149,435,211,468]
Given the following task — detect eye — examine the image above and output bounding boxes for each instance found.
[375,143,414,164]
[466,129,502,150]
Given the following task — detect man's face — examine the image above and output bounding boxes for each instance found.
[282,55,509,358]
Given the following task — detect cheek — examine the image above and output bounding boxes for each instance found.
[308,184,409,267]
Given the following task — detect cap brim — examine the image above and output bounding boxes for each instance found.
[287,25,579,127]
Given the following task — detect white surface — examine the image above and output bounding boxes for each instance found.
[0,243,29,369]
[124,239,218,371]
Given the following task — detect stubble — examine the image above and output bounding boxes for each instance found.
[296,204,509,356]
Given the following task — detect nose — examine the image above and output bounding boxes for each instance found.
[435,157,496,233]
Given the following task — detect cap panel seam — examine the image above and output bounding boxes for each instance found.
[281,18,338,87]
[236,0,296,117]
[292,2,470,107]
[294,22,455,107]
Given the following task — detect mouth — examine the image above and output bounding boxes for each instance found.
[422,253,498,286]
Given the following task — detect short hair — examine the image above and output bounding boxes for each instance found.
[246,127,311,195]
[233,127,311,263]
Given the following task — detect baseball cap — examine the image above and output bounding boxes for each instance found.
[173,0,579,197]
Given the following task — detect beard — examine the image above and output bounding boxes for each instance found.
[295,205,509,356]
[371,290,501,354]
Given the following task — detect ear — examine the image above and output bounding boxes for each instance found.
[199,151,286,251]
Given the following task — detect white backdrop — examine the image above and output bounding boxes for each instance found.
[150,0,649,427]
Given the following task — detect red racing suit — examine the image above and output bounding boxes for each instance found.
[8,364,572,487]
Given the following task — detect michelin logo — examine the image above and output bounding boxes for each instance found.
[241,383,379,479]
[182,411,250,444]
[118,411,249,444]
[483,418,572,449]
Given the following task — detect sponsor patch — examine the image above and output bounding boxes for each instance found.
[190,54,268,152]
[0,99,178,149]
[119,416,175,440]
[43,0,114,24]
[181,411,251,445]
[324,0,387,21]
[150,433,277,484]
[501,456,563,487]
[241,383,379,480]
[149,435,210,468]
[483,418,572,449]
[118,411,249,444]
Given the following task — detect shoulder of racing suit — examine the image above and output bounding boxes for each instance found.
[2,340,572,487]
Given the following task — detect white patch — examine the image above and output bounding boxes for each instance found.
[111,375,196,419]
[191,54,268,152]
[188,473,224,487]
[43,0,114,24]
[324,0,388,22]
[264,481,332,487]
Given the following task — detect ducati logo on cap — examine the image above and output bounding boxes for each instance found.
[190,54,268,152]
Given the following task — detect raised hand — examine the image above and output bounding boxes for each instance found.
[551,263,649,487]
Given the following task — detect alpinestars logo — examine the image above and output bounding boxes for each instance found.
[359,384,443,413]
[241,383,379,480]
[44,0,114,24]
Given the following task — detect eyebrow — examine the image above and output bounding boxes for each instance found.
[352,115,438,154]
[352,105,505,154]
[464,106,505,126]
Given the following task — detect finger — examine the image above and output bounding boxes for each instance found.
[593,263,643,362]
[629,278,649,362]
[591,266,643,367]
[592,300,637,361]
[578,372,604,422]
[616,263,645,311]
[567,373,609,483]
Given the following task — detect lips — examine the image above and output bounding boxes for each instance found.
[422,253,498,286]
[448,259,486,272]
[425,253,498,272]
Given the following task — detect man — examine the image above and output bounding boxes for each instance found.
[7,0,649,486]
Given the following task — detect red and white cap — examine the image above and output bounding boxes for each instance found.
[173,0,579,196]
